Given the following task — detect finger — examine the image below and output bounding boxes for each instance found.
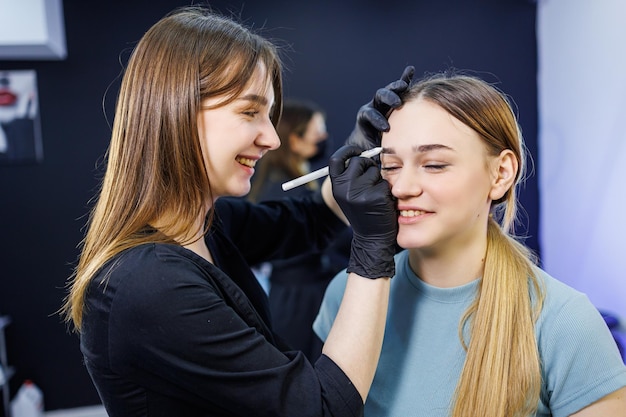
[329,145,365,177]
[344,162,387,205]
[359,106,389,132]
[384,66,415,95]
[400,65,415,84]
[354,159,382,185]
[373,88,401,110]
[343,153,378,178]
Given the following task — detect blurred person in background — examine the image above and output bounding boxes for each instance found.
[249,99,351,361]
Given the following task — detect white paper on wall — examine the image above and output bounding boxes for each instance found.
[537,0,626,322]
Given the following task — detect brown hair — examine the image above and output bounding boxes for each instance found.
[62,6,283,330]
[404,73,545,417]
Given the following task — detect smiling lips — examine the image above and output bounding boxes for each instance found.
[236,156,257,168]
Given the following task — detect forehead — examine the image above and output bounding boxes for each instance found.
[385,98,479,146]
[202,62,274,108]
[243,63,273,100]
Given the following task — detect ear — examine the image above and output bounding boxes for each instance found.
[489,149,517,201]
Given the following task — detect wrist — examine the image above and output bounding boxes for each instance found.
[347,233,396,279]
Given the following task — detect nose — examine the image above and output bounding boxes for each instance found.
[257,118,281,150]
[390,167,422,200]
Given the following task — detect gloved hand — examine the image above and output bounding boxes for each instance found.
[329,145,397,279]
[345,65,415,149]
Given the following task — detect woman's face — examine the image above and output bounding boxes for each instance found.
[197,64,279,199]
[290,112,328,160]
[381,98,498,254]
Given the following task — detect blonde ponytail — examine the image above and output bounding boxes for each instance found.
[452,219,544,417]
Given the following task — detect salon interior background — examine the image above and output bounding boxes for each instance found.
[0,0,623,412]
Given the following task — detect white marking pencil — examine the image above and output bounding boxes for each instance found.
[281,147,383,191]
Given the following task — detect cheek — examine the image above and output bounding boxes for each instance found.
[440,179,482,207]
[420,176,482,215]
[465,169,494,200]
[442,179,493,223]
[202,137,230,179]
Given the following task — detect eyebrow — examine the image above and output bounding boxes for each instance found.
[238,93,276,115]
[382,143,454,154]
[238,94,269,106]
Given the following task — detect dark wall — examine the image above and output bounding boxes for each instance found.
[0,0,538,411]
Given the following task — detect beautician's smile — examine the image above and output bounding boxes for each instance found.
[235,156,257,168]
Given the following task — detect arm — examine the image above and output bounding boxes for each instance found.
[320,145,398,401]
[317,68,415,399]
[322,273,390,399]
[215,194,346,265]
[321,177,347,224]
[102,246,363,416]
[570,386,626,416]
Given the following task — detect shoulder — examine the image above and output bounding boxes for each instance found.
[82,243,228,362]
[534,267,605,344]
[534,268,597,329]
[92,243,221,305]
[88,243,230,336]
[112,243,212,275]
[534,268,626,416]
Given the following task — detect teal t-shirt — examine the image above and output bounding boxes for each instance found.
[313,250,626,417]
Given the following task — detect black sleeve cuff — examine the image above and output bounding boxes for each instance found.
[315,354,364,417]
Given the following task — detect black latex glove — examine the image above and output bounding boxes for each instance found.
[329,145,397,279]
[345,65,415,149]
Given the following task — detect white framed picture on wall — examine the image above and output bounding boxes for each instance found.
[0,70,43,165]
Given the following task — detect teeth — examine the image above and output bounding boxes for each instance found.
[236,157,256,168]
[400,209,425,217]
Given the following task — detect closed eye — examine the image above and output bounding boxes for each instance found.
[424,164,448,171]
[242,110,259,117]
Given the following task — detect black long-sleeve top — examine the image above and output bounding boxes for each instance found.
[80,194,362,417]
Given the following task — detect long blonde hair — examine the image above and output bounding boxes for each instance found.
[62,6,283,331]
[405,73,545,417]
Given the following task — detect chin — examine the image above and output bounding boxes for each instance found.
[396,232,428,250]
[396,236,411,249]
[233,183,251,198]
[215,184,250,199]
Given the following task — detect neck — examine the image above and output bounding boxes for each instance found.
[151,204,213,263]
[183,237,213,264]
[408,240,486,288]
[182,206,213,263]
